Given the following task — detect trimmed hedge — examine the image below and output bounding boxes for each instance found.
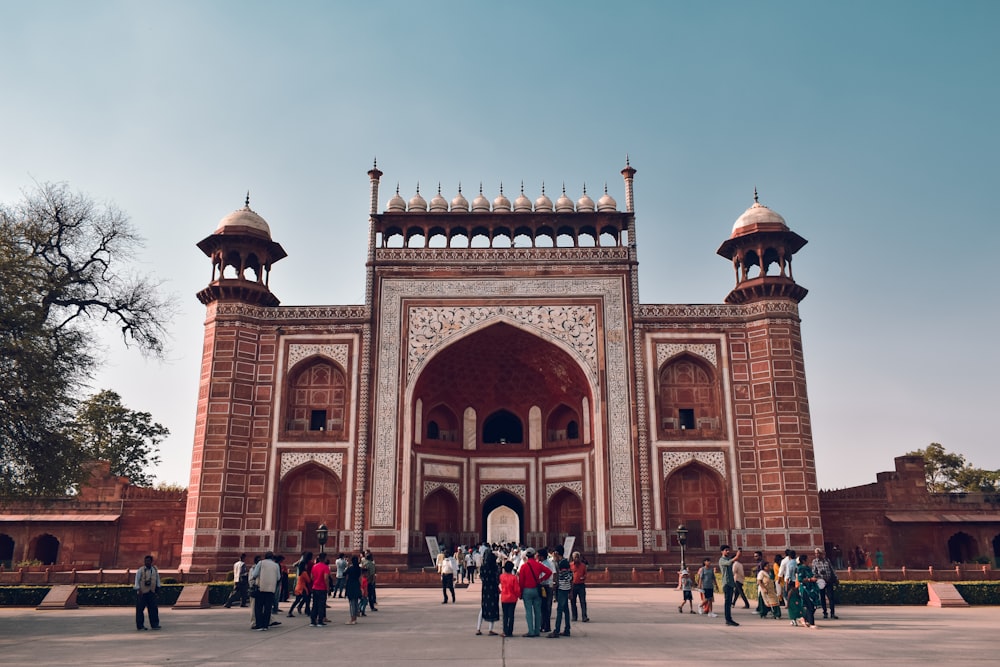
[835,581,929,605]
[953,582,1000,605]
[0,583,234,606]
[0,586,49,606]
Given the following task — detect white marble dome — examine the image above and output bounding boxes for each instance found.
[555,185,575,213]
[732,197,787,235]
[429,185,449,212]
[597,185,617,212]
[472,185,491,213]
[493,185,511,212]
[576,185,595,213]
[386,185,406,212]
[408,185,428,212]
[451,185,470,212]
[514,184,533,213]
[216,198,272,238]
[534,184,553,212]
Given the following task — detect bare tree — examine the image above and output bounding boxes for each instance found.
[0,182,175,496]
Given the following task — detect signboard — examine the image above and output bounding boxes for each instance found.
[426,536,442,567]
[563,536,576,558]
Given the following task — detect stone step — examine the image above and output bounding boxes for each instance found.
[36,584,79,610]
[927,582,968,607]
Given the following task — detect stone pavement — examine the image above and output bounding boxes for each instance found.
[0,584,996,666]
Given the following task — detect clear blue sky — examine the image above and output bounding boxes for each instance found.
[2,1,997,489]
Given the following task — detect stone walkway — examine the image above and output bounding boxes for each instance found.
[0,585,996,665]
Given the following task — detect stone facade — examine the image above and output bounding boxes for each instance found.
[819,456,1000,568]
[177,162,825,572]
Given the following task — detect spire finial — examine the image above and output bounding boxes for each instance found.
[500,181,504,195]
[541,181,546,195]
[582,183,588,194]
[437,182,442,196]
[520,180,525,195]
[373,156,378,169]
[245,191,250,208]
[561,182,566,195]
[396,183,400,195]
[604,182,608,194]
[754,186,759,204]
[416,181,420,194]
[458,181,463,194]
[479,182,483,195]
[626,153,630,167]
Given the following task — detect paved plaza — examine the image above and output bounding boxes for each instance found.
[0,585,996,666]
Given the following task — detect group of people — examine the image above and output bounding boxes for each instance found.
[437,542,590,639]
[677,546,840,630]
[221,549,379,630]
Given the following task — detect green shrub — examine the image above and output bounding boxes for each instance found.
[0,586,49,606]
[953,582,1000,605]
[835,581,929,605]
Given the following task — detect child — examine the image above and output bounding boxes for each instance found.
[548,558,573,637]
[677,568,695,614]
[358,573,369,616]
[696,558,717,617]
[499,560,521,638]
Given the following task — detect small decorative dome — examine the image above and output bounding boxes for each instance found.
[597,184,617,212]
[429,183,449,212]
[216,193,272,239]
[386,184,406,212]
[408,184,427,212]
[555,184,575,213]
[576,184,595,212]
[513,182,532,213]
[450,183,470,212]
[731,189,788,235]
[472,184,491,213]
[534,183,553,212]
[493,184,511,212]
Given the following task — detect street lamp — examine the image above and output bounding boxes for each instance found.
[317,523,329,559]
[677,524,688,569]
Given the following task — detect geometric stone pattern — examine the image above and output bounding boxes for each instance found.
[656,343,718,369]
[372,277,635,529]
[480,483,527,502]
[288,343,349,371]
[423,480,461,500]
[280,451,344,480]
[661,450,726,479]
[408,304,597,379]
[545,480,583,503]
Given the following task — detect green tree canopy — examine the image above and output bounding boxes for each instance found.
[907,443,1000,493]
[71,389,168,487]
[0,182,174,496]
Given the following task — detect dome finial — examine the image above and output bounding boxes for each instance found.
[500,181,504,195]
[754,186,759,204]
[458,181,462,193]
[561,182,567,195]
[437,182,442,196]
[245,191,250,208]
[582,183,588,194]
[373,156,378,169]
[541,181,546,195]
[396,183,400,195]
[520,180,525,195]
[626,153,630,167]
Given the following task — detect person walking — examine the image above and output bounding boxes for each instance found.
[362,551,378,611]
[289,553,312,617]
[677,567,695,614]
[252,552,281,631]
[718,544,742,627]
[224,553,249,608]
[439,550,457,603]
[812,548,839,619]
[475,550,500,636]
[730,555,750,609]
[333,553,347,598]
[795,553,822,628]
[134,555,161,631]
[696,558,717,617]
[547,558,573,638]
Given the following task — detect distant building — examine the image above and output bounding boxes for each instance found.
[819,455,1000,568]
[179,161,824,572]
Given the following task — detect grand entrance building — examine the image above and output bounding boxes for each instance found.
[179,161,821,571]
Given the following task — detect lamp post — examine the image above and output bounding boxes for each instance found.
[677,524,688,569]
[317,523,329,560]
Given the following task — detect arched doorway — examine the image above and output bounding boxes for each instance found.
[0,534,14,568]
[547,488,583,547]
[423,488,460,551]
[483,491,524,546]
[32,533,59,565]
[277,464,342,554]
[947,532,978,564]
[664,464,727,550]
[993,534,1000,567]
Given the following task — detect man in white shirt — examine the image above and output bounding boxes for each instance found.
[224,553,249,608]
[439,551,457,603]
[251,552,281,631]
[778,550,797,604]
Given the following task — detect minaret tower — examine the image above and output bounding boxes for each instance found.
[196,194,287,307]
[716,190,808,304]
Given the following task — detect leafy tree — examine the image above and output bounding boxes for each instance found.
[0,182,173,496]
[71,390,168,487]
[907,443,999,493]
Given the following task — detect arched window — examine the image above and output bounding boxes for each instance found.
[427,421,440,440]
[284,357,347,439]
[566,420,579,439]
[483,409,523,444]
[658,354,722,440]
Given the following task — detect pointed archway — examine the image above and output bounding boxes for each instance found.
[664,463,727,550]
[278,464,342,554]
[0,534,14,568]
[483,491,524,546]
[31,533,60,565]
[947,532,978,564]
[423,487,460,551]
[547,488,583,547]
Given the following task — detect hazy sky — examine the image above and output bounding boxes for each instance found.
[2,1,997,490]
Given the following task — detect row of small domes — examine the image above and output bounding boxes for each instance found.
[386,183,618,213]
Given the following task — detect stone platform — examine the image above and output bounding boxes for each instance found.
[0,585,996,666]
